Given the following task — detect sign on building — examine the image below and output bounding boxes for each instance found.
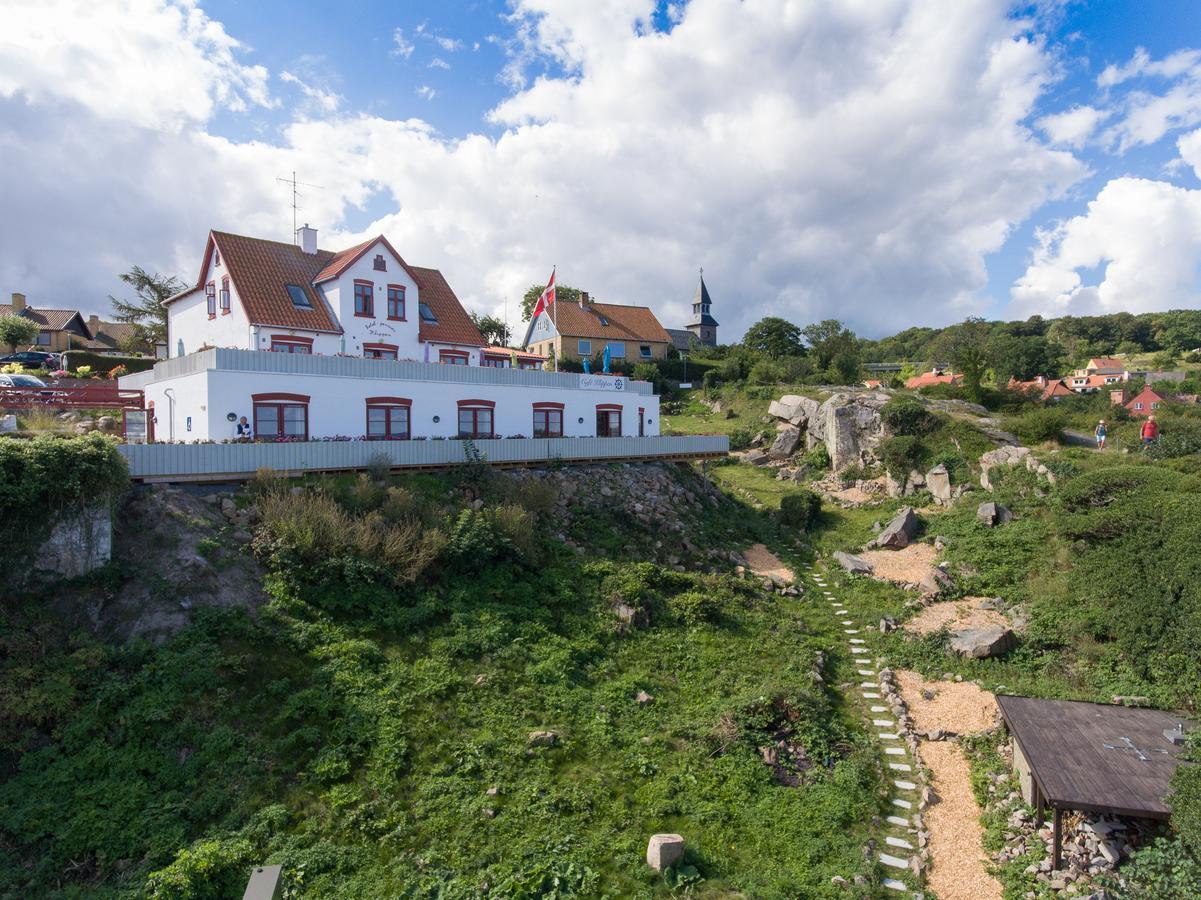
[579,374,626,392]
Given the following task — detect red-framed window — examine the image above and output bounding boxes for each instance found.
[596,403,622,437]
[220,276,231,314]
[363,342,399,360]
[252,392,309,441]
[518,360,541,370]
[354,280,374,317]
[387,284,406,320]
[270,335,313,354]
[481,355,509,368]
[366,396,411,439]
[457,399,495,439]
[533,402,564,438]
[440,349,469,365]
[205,281,216,318]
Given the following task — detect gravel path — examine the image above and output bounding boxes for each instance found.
[743,543,795,583]
[903,600,1008,636]
[896,670,1002,899]
[859,543,941,584]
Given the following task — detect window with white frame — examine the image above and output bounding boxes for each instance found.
[607,341,625,358]
[577,339,592,355]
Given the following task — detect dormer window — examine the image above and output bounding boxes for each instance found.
[285,284,312,309]
[373,254,387,271]
[419,302,438,324]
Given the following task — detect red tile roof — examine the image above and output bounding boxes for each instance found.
[482,345,546,361]
[0,304,87,332]
[544,300,672,343]
[905,370,961,389]
[81,320,143,352]
[409,266,485,347]
[166,232,480,344]
[170,231,343,333]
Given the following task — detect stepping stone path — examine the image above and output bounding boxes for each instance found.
[802,558,926,893]
[748,547,926,892]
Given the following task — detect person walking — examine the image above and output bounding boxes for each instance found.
[1094,419,1107,450]
[1141,415,1159,447]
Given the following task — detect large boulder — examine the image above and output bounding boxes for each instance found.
[806,391,890,471]
[979,446,1030,490]
[834,551,874,575]
[646,834,686,871]
[768,395,819,427]
[919,566,955,597]
[949,625,1015,659]
[743,449,771,466]
[877,506,919,550]
[977,501,1013,527]
[925,464,952,505]
[767,426,803,460]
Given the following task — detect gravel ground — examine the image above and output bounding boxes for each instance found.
[743,543,795,582]
[903,599,1009,636]
[896,670,998,735]
[859,543,941,584]
[919,741,1003,900]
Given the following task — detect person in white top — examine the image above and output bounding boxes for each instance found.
[236,415,254,441]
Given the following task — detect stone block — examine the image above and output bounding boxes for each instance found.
[878,506,919,549]
[925,464,952,504]
[767,426,802,459]
[950,625,1015,659]
[646,833,685,871]
[833,551,873,575]
[36,505,112,579]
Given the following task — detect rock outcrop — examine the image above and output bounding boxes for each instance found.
[949,625,1015,659]
[764,390,890,471]
[877,506,919,550]
[834,551,874,575]
[767,426,803,460]
[979,446,1056,490]
[977,501,1013,527]
[925,464,952,505]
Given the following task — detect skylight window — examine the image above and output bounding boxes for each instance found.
[598,316,609,326]
[285,284,312,308]
[419,302,438,323]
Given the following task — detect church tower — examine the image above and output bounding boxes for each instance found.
[685,269,719,346]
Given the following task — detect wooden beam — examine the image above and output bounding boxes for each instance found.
[1052,807,1062,871]
[1034,784,1044,827]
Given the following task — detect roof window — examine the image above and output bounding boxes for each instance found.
[419,302,438,323]
[285,284,312,308]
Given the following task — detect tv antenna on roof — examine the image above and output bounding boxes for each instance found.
[275,171,324,242]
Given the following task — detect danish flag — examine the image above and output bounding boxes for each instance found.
[531,268,556,319]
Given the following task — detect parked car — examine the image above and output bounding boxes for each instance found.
[0,373,48,388]
[0,351,59,368]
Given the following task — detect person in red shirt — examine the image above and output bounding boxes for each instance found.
[1141,415,1159,446]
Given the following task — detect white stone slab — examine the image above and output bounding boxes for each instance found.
[886,815,911,827]
[892,797,913,809]
[894,780,917,791]
[872,719,894,727]
[882,877,909,892]
[888,763,913,772]
[862,691,881,698]
[884,747,905,755]
[886,836,914,850]
[878,852,908,869]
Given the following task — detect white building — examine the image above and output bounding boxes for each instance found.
[122,227,659,443]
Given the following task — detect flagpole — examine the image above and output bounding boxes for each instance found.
[552,265,558,372]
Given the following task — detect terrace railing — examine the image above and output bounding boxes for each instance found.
[117,434,729,482]
[0,384,144,411]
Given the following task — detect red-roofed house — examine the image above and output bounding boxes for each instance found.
[905,369,962,390]
[1084,357,1126,375]
[164,226,484,363]
[1008,376,1074,401]
[1125,385,1167,418]
[122,226,661,443]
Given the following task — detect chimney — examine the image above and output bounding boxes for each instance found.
[11,292,26,313]
[297,223,318,255]
[88,314,101,336]
[579,290,589,310]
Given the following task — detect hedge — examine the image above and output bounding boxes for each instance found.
[63,351,156,375]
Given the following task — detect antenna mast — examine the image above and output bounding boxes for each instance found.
[275,171,325,242]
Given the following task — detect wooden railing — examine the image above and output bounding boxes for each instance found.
[0,384,144,410]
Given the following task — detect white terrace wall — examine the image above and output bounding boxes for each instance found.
[126,349,659,443]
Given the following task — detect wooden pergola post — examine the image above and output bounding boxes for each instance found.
[1052,807,1063,871]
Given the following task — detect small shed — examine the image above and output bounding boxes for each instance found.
[996,695,1193,870]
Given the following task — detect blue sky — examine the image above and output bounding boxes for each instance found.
[4,0,1201,340]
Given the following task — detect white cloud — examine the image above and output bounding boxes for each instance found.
[1095,47,1201,151]
[390,27,414,59]
[1037,105,1108,148]
[1,0,1090,339]
[280,71,341,114]
[428,58,450,70]
[1010,177,1201,317]
[0,0,273,130]
[415,85,437,100]
[1179,127,1201,177]
[435,36,463,52]
[1097,47,1201,88]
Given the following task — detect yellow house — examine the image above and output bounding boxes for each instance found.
[2,293,91,353]
[523,294,673,363]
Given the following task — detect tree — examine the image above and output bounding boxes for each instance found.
[829,348,863,386]
[933,317,990,401]
[802,319,857,370]
[0,315,39,353]
[742,316,804,358]
[521,283,582,321]
[988,334,1066,383]
[470,313,511,346]
[108,265,183,346]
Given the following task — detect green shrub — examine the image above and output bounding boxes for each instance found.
[145,836,255,899]
[1145,421,1201,460]
[1004,406,1068,444]
[1101,836,1201,898]
[802,443,831,471]
[880,398,938,436]
[779,489,822,529]
[878,434,924,479]
[64,351,156,374]
[668,590,721,625]
[748,358,785,385]
[728,427,758,451]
